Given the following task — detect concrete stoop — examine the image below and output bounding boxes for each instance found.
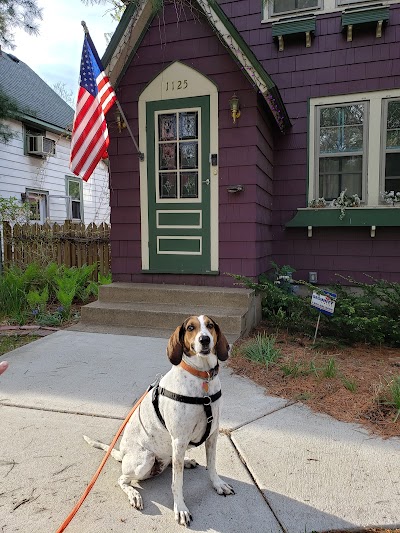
[77,282,261,340]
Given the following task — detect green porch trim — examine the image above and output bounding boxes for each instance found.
[286,207,400,228]
[206,0,291,131]
[102,0,291,133]
[102,1,157,88]
[342,6,389,41]
[102,1,139,68]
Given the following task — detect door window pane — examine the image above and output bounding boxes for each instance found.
[180,142,198,169]
[180,172,198,198]
[179,112,198,140]
[159,143,177,170]
[159,173,177,199]
[159,114,177,141]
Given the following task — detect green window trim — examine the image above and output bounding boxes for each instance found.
[342,6,389,41]
[286,207,400,229]
[272,17,316,51]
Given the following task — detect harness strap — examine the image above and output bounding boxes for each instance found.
[152,386,222,447]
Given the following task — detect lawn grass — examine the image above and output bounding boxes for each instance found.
[0,335,39,357]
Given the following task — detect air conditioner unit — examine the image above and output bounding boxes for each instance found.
[27,135,56,156]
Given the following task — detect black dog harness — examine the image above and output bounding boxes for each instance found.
[150,362,221,447]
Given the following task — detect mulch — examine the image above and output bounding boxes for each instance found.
[229,325,400,440]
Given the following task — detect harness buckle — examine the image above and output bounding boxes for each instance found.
[203,395,212,406]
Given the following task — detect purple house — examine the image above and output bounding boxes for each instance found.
[100,0,400,292]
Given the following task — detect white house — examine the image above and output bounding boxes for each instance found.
[0,50,110,225]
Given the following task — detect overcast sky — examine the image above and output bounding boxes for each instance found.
[4,0,118,100]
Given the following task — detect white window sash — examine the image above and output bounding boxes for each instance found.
[315,102,368,202]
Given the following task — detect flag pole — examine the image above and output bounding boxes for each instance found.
[81,21,145,162]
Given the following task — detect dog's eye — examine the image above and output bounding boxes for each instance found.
[187,325,194,331]
[207,323,214,330]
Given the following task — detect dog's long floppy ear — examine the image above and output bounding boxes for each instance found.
[166,323,185,365]
[213,320,230,361]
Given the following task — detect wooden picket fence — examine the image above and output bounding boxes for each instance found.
[2,221,111,278]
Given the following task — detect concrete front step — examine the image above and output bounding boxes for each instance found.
[79,283,261,339]
[98,282,255,308]
[80,300,250,336]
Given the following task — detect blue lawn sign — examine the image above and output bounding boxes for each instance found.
[311,290,337,343]
[311,291,337,316]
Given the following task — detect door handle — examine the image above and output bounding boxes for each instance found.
[202,179,210,185]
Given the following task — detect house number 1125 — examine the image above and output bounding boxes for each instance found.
[165,80,188,91]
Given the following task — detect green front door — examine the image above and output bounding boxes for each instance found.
[146,96,211,273]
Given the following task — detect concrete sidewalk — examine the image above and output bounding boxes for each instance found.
[0,330,399,533]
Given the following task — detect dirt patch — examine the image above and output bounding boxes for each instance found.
[229,324,400,440]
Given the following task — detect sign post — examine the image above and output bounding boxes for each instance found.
[310,291,337,344]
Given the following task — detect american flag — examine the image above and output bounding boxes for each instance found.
[69,32,117,182]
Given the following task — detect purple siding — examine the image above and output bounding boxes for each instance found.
[108,5,276,286]
[218,0,400,284]
[109,0,400,287]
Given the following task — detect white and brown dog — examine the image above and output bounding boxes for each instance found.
[84,315,234,526]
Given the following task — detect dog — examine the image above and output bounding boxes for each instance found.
[83,315,235,526]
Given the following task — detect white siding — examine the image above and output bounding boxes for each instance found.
[0,119,110,224]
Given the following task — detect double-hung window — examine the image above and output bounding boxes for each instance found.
[264,1,395,21]
[309,89,400,207]
[25,189,48,223]
[66,177,83,221]
[383,99,400,194]
[317,103,366,201]
[271,0,319,15]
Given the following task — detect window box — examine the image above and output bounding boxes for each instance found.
[341,6,390,41]
[286,206,400,236]
[272,16,316,50]
[288,206,400,227]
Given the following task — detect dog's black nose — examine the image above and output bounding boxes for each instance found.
[199,335,210,346]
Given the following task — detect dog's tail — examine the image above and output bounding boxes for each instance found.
[83,435,123,462]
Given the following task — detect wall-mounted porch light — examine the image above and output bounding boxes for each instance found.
[116,109,127,133]
[229,93,241,124]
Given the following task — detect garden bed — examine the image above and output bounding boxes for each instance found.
[230,324,400,440]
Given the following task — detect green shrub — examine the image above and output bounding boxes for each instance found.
[0,262,104,323]
[231,266,400,346]
[26,286,49,314]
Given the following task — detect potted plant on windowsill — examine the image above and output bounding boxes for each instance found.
[382,191,400,206]
[308,197,327,208]
[332,189,361,220]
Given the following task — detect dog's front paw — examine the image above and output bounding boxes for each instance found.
[174,503,192,527]
[127,488,143,510]
[184,458,198,469]
[213,478,235,496]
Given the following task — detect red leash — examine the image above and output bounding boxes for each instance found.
[56,388,148,533]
